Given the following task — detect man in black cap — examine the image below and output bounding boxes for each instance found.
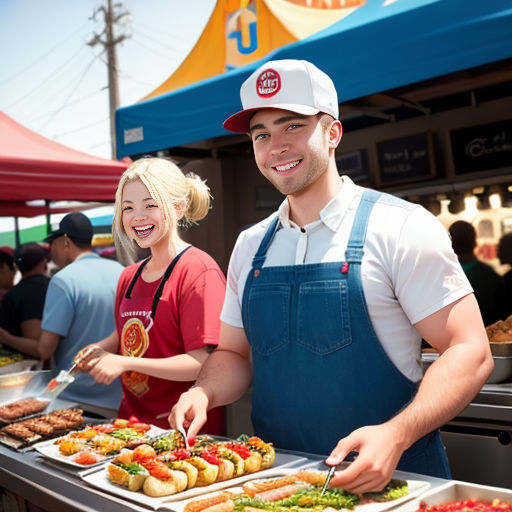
[0,246,16,300]
[2,212,124,410]
[0,243,49,355]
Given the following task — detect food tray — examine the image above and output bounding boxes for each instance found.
[396,480,512,512]
[0,407,83,450]
[490,341,512,357]
[34,423,167,468]
[0,358,39,375]
[81,452,308,509]
[160,473,430,512]
[0,396,50,424]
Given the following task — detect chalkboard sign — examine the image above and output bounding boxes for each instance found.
[376,132,436,186]
[255,185,285,211]
[451,119,512,174]
[336,149,371,184]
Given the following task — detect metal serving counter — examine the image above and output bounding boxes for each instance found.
[0,398,152,512]
[0,444,449,512]
[440,383,512,489]
[0,397,451,512]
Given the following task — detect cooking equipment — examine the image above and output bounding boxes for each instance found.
[421,354,512,488]
[0,370,51,404]
[422,353,512,384]
[401,479,512,512]
[490,341,512,357]
[440,386,512,489]
[42,346,99,400]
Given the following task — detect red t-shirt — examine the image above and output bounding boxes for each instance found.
[115,247,226,432]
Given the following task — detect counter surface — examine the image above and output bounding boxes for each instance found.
[0,400,450,512]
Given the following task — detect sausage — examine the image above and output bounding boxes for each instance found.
[254,483,307,501]
[184,492,235,512]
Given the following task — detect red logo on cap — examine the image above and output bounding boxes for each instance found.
[256,69,281,98]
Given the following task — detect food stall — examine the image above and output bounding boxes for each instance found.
[0,365,511,512]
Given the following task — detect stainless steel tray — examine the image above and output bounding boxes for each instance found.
[397,480,512,512]
[422,354,512,384]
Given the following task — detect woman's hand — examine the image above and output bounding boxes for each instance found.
[88,353,126,385]
[73,344,104,372]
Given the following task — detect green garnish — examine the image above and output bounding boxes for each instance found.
[114,462,149,475]
[234,488,360,511]
[363,479,408,502]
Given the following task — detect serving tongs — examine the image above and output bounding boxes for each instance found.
[177,423,191,450]
[41,346,99,400]
[321,465,336,496]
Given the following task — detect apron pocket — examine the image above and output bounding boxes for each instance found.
[297,280,352,354]
[244,284,290,356]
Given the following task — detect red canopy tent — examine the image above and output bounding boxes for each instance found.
[0,111,129,214]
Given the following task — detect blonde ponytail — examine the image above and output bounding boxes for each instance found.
[183,172,211,223]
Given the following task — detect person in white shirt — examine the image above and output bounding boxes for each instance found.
[170,59,493,492]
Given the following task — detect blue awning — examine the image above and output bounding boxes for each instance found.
[116,0,512,158]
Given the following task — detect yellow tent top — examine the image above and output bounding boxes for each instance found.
[141,0,365,101]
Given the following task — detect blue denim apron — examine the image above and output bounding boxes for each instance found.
[241,189,451,478]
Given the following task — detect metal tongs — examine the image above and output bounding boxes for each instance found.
[321,465,336,496]
[42,345,100,400]
[177,423,190,450]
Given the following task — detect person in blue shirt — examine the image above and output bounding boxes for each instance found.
[3,212,123,410]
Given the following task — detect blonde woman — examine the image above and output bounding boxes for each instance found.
[77,158,225,432]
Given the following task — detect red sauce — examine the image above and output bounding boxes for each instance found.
[417,500,512,512]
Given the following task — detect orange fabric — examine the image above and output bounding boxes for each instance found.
[141,0,296,100]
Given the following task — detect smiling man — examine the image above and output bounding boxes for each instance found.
[170,60,493,491]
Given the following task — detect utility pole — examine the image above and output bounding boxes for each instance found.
[88,0,130,159]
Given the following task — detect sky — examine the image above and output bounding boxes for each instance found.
[0,0,216,232]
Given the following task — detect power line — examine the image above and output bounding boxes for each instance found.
[2,45,89,111]
[52,116,109,138]
[133,26,188,57]
[38,56,100,131]
[136,20,206,50]
[118,72,154,88]
[87,139,110,151]
[130,36,179,62]
[18,48,103,124]
[0,21,90,85]
[30,89,106,123]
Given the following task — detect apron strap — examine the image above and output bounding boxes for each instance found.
[125,258,150,299]
[345,189,381,264]
[151,246,191,319]
[251,214,280,270]
[125,246,192,320]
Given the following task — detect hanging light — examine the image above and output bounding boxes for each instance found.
[420,195,441,216]
[499,184,512,208]
[473,186,491,210]
[448,191,466,214]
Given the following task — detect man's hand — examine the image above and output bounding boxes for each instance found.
[326,422,408,494]
[88,353,125,385]
[169,386,211,438]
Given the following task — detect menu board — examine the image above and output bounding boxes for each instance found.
[451,119,512,174]
[336,149,371,184]
[376,132,436,185]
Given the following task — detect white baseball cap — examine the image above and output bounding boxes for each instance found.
[223,59,339,133]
